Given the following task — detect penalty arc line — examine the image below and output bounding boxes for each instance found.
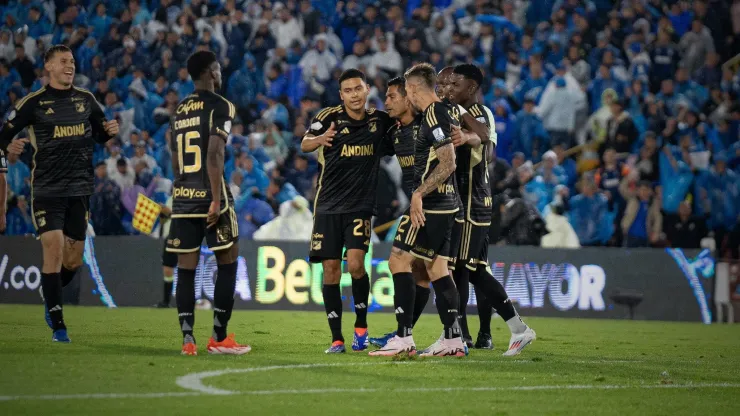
[2,361,737,402]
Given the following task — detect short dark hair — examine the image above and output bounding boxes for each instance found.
[339,68,367,85]
[387,77,406,96]
[44,45,72,63]
[453,64,484,88]
[186,50,218,81]
[404,63,436,90]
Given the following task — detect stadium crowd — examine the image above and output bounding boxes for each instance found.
[1,0,740,257]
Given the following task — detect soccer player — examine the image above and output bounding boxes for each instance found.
[370,63,466,357]
[301,69,393,353]
[448,64,536,356]
[368,77,431,348]
[166,51,250,356]
[0,45,119,342]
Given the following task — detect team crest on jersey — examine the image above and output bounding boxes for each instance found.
[369,121,377,133]
[172,238,181,247]
[75,102,85,113]
[312,240,322,250]
[217,225,231,243]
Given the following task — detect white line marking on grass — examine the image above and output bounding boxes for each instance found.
[3,361,739,402]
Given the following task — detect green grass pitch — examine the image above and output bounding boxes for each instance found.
[1,304,739,415]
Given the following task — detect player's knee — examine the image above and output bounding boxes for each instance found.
[389,250,411,274]
[347,259,366,279]
[62,256,83,271]
[322,261,341,284]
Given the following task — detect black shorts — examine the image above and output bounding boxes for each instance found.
[457,220,490,271]
[392,210,455,262]
[310,212,371,263]
[162,238,178,267]
[448,217,465,270]
[166,207,239,253]
[31,195,89,240]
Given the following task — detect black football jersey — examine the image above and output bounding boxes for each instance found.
[0,86,113,197]
[415,101,460,213]
[456,103,496,225]
[385,115,421,199]
[170,90,236,216]
[306,105,394,214]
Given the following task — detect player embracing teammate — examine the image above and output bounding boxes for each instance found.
[368,63,536,357]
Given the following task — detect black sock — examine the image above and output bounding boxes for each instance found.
[412,285,430,327]
[351,274,370,329]
[176,268,196,342]
[213,262,237,342]
[392,272,415,337]
[453,268,471,339]
[60,266,78,288]
[41,272,65,330]
[470,265,517,321]
[322,284,343,342]
[432,276,461,339]
[474,285,492,334]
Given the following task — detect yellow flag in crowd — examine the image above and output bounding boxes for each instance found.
[132,194,161,235]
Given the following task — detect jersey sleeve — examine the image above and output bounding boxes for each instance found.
[381,123,398,156]
[424,102,457,149]
[85,91,112,144]
[0,97,36,150]
[476,104,498,147]
[210,98,236,141]
[305,107,338,136]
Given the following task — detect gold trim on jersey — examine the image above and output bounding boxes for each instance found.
[15,87,46,110]
[465,145,491,226]
[312,146,325,217]
[166,246,201,253]
[212,93,236,118]
[209,109,214,134]
[424,103,438,127]
[405,225,419,246]
[422,208,459,214]
[455,217,465,223]
[317,106,342,121]
[209,241,235,251]
[420,147,436,184]
[469,104,482,118]
[410,251,433,262]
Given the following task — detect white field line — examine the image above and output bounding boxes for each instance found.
[2,361,737,402]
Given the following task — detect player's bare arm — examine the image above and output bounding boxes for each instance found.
[300,122,336,152]
[460,112,490,144]
[206,135,225,227]
[410,143,456,227]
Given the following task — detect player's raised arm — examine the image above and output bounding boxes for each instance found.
[301,112,336,152]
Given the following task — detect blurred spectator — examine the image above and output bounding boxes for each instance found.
[664,200,708,249]
[110,158,135,190]
[5,195,34,236]
[298,34,338,83]
[620,173,663,248]
[266,176,298,213]
[12,45,34,89]
[538,76,580,148]
[541,187,581,249]
[272,3,305,49]
[370,35,403,78]
[500,196,548,246]
[513,96,549,162]
[234,193,275,240]
[5,151,30,197]
[91,162,124,236]
[238,153,269,196]
[679,18,715,75]
[604,99,639,154]
[285,155,314,197]
[130,142,158,171]
[254,196,313,241]
[569,176,609,246]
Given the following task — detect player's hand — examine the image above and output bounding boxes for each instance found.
[104,120,119,137]
[7,138,29,155]
[207,200,220,228]
[410,191,425,228]
[451,124,465,147]
[317,122,336,147]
